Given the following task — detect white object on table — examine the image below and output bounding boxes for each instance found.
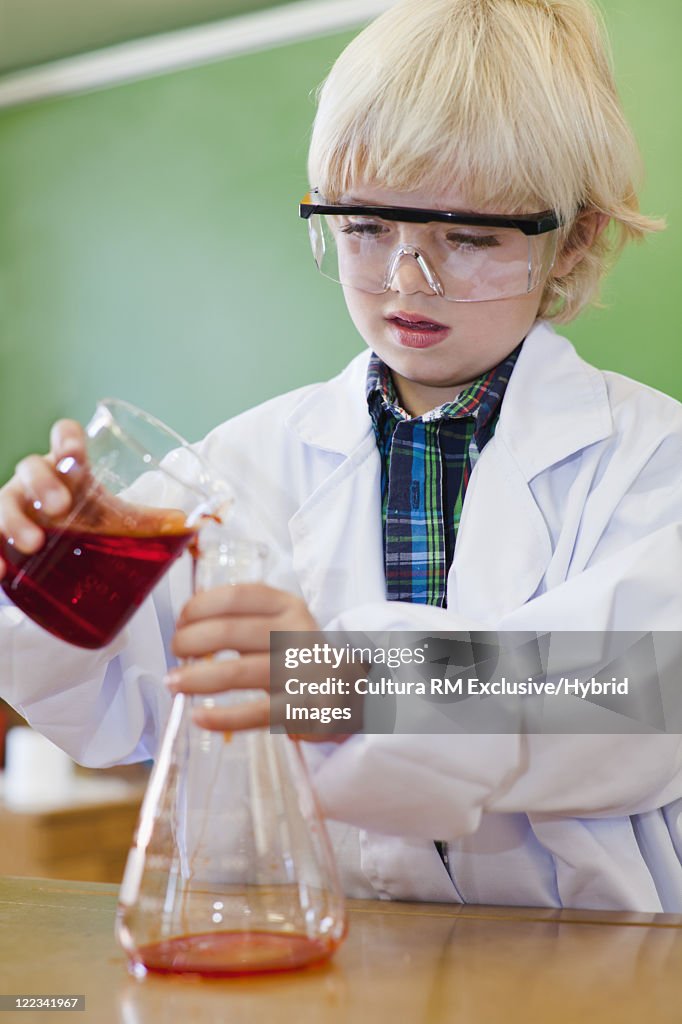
[3,726,75,810]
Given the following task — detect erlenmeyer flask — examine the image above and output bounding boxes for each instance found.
[115,533,347,978]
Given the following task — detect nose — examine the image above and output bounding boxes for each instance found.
[386,245,442,297]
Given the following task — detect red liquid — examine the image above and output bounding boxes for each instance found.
[134,930,337,978]
[1,524,193,649]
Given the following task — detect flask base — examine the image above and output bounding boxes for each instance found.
[130,929,338,978]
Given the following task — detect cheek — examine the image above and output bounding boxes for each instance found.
[342,287,380,334]
[469,292,544,339]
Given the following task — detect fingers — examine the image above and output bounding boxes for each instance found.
[173,584,316,660]
[15,456,72,518]
[0,479,46,554]
[0,419,86,563]
[166,653,270,694]
[4,453,72,554]
[191,697,271,732]
[49,419,87,465]
[169,586,319,734]
[172,615,274,659]
[178,583,289,625]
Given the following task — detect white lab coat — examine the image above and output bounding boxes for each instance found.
[3,321,682,911]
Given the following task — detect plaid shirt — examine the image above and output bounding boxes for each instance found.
[366,344,521,608]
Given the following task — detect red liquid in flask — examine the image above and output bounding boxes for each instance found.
[134,930,338,978]
[1,509,194,649]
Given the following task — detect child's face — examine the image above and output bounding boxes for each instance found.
[340,183,551,416]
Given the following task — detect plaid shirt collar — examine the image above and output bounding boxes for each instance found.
[366,342,522,442]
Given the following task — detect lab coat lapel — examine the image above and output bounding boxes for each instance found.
[449,323,613,622]
[289,434,387,625]
[286,354,387,624]
[497,322,613,482]
[447,435,553,621]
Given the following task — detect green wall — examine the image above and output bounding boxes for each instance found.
[0,2,680,483]
[568,0,681,400]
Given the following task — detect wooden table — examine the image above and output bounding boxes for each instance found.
[0,877,680,1024]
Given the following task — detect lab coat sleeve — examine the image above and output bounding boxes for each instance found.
[0,528,184,767]
[312,731,682,839]
[313,519,682,837]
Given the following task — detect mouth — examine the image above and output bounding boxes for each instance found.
[385,311,450,349]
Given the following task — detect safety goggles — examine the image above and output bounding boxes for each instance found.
[300,190,562,303]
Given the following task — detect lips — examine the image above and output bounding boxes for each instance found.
[387,311,449,330]
[386,310,450,349]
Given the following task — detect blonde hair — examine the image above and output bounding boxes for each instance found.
[308,0,664,323]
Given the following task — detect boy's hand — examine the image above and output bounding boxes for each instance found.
[0,420,87,580]
[168,584,318,732]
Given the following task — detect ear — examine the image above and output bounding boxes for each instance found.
[551,210,609,278]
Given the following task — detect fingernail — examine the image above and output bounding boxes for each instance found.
[56,455,81,476]
[164,671,181,690]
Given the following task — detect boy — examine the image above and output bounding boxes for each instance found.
[1,0,681,910]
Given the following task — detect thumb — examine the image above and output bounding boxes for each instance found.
[49,419,87,465]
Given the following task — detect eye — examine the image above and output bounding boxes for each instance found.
[338,218,390,238]
[445,231,501,250]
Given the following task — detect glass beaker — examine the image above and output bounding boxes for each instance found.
[0,399,230,649]
[115,534,347,978]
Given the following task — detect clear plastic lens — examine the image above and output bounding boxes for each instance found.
[308,214,558,302]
